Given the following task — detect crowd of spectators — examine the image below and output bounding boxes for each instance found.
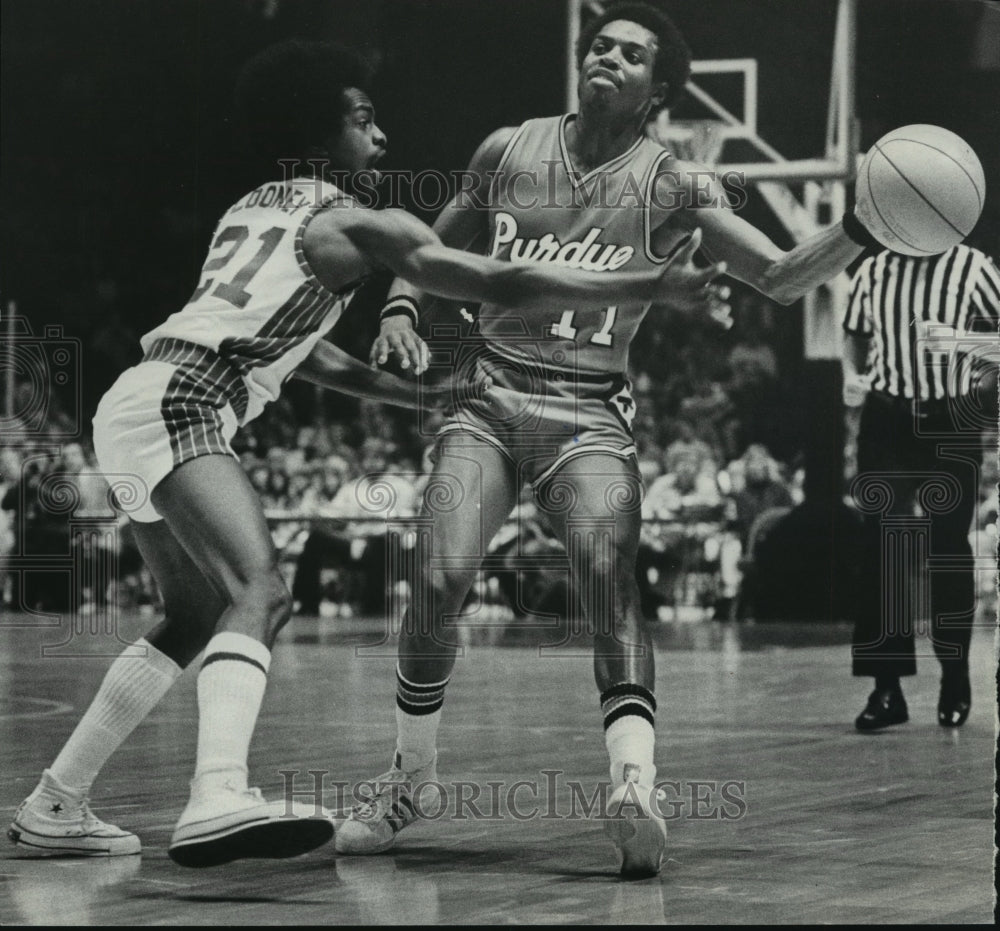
[0,434,119,612]
[3,287,995,624]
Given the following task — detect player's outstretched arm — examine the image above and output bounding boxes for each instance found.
[327,207,727,313]
[293,338,455,410]
[657,162,864,306]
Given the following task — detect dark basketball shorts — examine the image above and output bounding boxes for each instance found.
[437,348,638,488]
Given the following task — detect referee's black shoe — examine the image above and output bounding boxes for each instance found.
[937,673,971,728]
[855,687,908,732]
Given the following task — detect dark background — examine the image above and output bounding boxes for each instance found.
[2,0,998,418]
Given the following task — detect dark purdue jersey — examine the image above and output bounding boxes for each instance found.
[478,115,673,377]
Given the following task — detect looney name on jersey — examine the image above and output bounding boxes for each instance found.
[490,212,634,271]
[229,182,314,215]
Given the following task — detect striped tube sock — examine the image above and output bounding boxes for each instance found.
[192,632,271,790]
[49,638,181,793]
[601,683,657,786]
[394,665,450,772]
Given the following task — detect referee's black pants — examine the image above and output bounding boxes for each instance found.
[852,392,978,679]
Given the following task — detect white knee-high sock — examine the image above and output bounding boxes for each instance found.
[601,684,657,785]
[394,665,449,772]
[192,632,271,790]
[50,638,181,794]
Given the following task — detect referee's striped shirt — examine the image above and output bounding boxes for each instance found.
[843,245,1000,400]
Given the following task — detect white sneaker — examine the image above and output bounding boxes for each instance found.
[335,754,437,855]
[603,777,667,878]
[168,777,334,868]
[7,769,140,857]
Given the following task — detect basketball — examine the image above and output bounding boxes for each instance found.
[855,124,985,256]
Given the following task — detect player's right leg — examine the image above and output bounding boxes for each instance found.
[8,521,225,857]
[150,454,335,867]
[539,453,666,877]
[336,431,518,854]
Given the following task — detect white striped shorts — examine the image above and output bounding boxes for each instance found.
[92,339,244,522]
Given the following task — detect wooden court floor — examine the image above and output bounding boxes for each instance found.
[1,610,995,925]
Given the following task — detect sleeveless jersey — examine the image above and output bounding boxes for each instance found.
[478,115,672,378]
[141,177,363,425]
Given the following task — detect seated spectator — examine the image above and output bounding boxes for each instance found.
[718,444,795,619]
[678,378,732,458]
[324,422,361,472]
[286,466,313,514]
[645,441,722,521]
[299,455,352,515]
[291,456,358,616]
[329,438,418,524]
[293,440,418,617]
[728,445,794,549]
[0,443,114,611]
[636,457,663,500]
[639,441,724,616]
[261,466,292,513]
[248,463,270,500]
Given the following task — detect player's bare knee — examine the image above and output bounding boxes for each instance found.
[427,567,478,615]
[582,547,631,589]
[226,568,291,636]
[263,571,294,636]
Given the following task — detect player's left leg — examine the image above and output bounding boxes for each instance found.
[150,455,334,867]
[336,432,519,856]
[538,452,665,877]
[8,521,224,858]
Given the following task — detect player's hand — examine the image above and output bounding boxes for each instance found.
[655,228,732,327]
[370,315,430,374]
[842,371,870,408]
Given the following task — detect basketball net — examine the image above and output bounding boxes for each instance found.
[649,115,727,166]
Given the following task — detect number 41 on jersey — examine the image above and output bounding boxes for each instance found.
[550,307,617,347]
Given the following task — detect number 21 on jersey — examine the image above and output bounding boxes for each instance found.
[191,225,285,309]
[550,307,617,347]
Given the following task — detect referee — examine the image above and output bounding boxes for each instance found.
[842,243,1000,731]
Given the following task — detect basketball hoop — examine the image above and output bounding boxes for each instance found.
[649,116,728,166]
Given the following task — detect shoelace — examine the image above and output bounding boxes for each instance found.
[351,771,413,821]
[76,797,123,834]
[77,798,99,830]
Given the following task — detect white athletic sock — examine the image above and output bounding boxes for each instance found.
[605,715,657,786]
[601,683,657,785]
[394,665,448,772]
[49,638,181,794]
[192,632,271,791]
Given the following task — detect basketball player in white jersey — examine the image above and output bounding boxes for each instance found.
[339,2,875,876]
[8,39,728,868]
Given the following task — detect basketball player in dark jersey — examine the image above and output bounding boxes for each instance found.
[340,2,872,876]
[7,39,727,869]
